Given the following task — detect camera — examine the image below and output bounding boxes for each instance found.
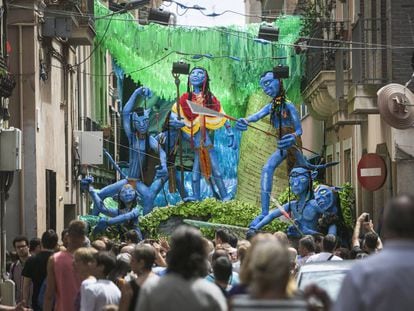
[172,61,190,75]
[273,64,289,79]
[364,214,370,222]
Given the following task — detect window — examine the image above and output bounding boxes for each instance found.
[300,103,309,119]
[344,149,352,183]
[326,155,333,184]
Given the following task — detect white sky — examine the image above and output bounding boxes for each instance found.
[160,0,246,27]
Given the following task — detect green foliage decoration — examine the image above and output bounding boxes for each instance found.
[338,182,356,229]
[94,0,304,118]
[139,198,288,238]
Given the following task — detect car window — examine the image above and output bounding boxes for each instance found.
[298,270,347,301]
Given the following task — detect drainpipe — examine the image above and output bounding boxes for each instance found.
[18,25,25,235]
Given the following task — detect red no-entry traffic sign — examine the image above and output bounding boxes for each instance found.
[357,153,387,191]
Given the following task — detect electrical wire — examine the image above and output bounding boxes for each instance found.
[8,2,414,50]
[71,13,114,68]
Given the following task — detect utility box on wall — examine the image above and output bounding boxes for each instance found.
[73,131,103,165]
[0,128,22,171]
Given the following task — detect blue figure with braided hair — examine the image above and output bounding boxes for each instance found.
[314,184,352,237]
[236,70,303,226]
[168,67,237,201]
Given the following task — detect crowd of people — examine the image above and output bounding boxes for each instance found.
[1,193,414,311]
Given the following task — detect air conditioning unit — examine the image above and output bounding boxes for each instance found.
[0,127,22,171]
[73,131,103,165]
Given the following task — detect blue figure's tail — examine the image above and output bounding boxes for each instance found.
[294,148,339,171]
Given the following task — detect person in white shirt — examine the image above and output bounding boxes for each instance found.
[306,234,342,263]
[81,251,121,311]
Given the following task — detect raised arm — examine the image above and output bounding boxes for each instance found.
[122,87,152,139]
[81,176,121,217]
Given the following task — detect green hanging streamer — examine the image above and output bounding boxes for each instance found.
[94,0,304,117]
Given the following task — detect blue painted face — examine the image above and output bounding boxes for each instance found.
[132,108,151,134]
[119,185,136,204]
[259,72,280,98]
[189,68,206,87]
[315,185,335,211]
[289,167,310,195]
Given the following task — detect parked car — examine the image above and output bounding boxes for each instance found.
[296,260,355,301]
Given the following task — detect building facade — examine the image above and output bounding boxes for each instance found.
[301,0,414,225]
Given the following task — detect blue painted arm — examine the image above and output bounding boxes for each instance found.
[278,102,303,150]
[328,224,338,236]
[122,87,152,140]
[97,179,128,200]
[224,120,237,149]
[94,208,140,233]
[286,102,302,137]
[107,208,139,226]
[89,188,118,217]
[168,112,185,129]
[246,103,272,123]
[236,103,271,131]
[149,136,168,178]
[252,203,290,230]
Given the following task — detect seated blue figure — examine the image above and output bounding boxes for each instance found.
[81,176,142,239]
[248,165,321,238]
[314,185,340,236]
[99,87,168,215]
[168,67,237,201]
[236,70,302,225]
[315,185,352,246]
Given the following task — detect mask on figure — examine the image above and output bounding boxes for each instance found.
[132,107,151,134]
[315,185,336,212]
[289,167,313,196]
[189,68,207,88]
[259,71,281,98]
[119,184,137,206]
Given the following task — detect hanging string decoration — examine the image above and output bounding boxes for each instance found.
[94,0,304,117]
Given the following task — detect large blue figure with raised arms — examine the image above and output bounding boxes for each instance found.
[82,87,169,232]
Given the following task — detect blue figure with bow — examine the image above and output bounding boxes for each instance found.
[236,70,303,226]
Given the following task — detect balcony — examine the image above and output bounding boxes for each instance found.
[43,0,95,46]
[302,21,351,121]
[348,17,388,114]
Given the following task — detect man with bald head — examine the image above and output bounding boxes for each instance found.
[334,194,414,311]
